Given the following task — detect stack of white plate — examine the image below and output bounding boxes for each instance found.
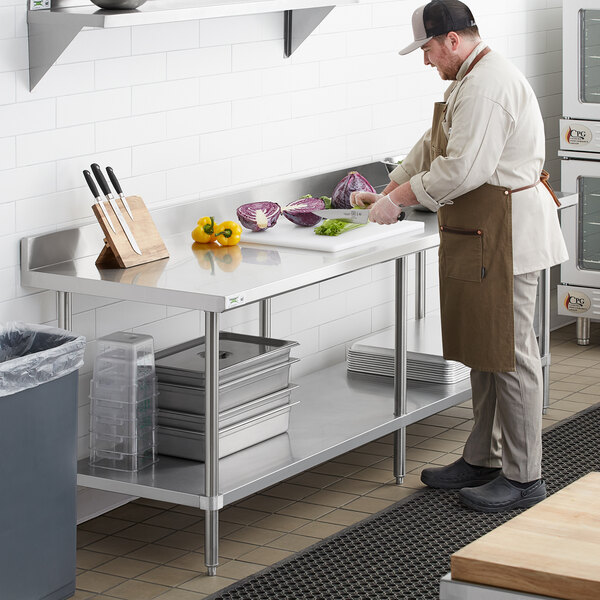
[347,314,470,385]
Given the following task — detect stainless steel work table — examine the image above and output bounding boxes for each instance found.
[20,172,574,575]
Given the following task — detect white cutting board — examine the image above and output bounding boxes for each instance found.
[240,218,424,252]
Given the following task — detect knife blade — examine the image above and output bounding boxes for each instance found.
[313,209,370,224]
[313,208,408,223]
[106,166,134,220]
[91,163,142,255]
[83,169,116,233]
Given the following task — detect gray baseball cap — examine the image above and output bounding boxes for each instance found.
[399,0,476,55]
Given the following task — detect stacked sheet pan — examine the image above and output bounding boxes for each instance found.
[347,314,470,384]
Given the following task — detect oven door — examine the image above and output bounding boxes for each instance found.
[563,0,600,120]
[561,157,600,287]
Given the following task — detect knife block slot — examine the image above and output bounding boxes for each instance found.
[93,195,169,269]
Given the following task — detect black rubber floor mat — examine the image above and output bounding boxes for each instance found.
[209,404,600,600]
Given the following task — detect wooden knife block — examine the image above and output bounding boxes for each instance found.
[92,195,169,268]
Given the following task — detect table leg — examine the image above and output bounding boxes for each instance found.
[394,256,408,485]
[259,299,271,338]
[415,250,426,320]
[204,311,220,576]
[538,269,550,415]
[57,291,72,331]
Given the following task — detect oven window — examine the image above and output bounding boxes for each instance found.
[579,177,600,271]
[581,10,600,104]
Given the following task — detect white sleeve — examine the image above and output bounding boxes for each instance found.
[389,128,433,186]
[410,93,515,211]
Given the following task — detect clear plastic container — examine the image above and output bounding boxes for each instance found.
[93,359,155,394]
[90,410,156,438]
[90,429,155,454]
[96,331,155,371]
[90,446,157,472]
[92,331,155,394]
[89,332,158,472]
[90,376,156,407]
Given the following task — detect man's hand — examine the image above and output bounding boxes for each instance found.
[369,194,402,224]
[350,191,382,208]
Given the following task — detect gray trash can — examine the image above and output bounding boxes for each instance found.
[0,322,85,600]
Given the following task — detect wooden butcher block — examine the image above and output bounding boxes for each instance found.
[451,472,600,600]
[240,217,425,252]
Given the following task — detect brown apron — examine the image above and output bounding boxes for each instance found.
[434,47,517,372]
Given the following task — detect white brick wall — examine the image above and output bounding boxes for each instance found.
[3,0,563,460]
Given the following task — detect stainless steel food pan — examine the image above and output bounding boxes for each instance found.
[157,358,298,415]
[155,332,298,387]
[157,402,299,461]
[157,384,297,432]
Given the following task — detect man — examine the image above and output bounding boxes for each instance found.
[351,0,568,512]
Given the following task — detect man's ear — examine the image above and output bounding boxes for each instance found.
[447,31,460,50]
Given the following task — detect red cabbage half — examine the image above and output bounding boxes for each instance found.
[332,171,375,209]
[236,202,281,232]
[282,195,326,227]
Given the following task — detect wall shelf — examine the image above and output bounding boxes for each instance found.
[27,0,357,90]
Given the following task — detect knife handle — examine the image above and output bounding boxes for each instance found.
[106,166,123,196]
[83,170,100,199]
[91,163,111,197]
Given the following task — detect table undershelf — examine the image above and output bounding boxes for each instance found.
[77,361,471,509]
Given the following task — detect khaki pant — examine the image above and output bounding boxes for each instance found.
[463,271,542,482]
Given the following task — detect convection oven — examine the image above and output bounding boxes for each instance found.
[557,152,600,337]
[563,0,600,121]
[558,1,600,344]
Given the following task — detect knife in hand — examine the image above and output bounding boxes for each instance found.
[83,169,116,233]
[91,163,142,255]
[312,209,407,223]
[106,166,134,220]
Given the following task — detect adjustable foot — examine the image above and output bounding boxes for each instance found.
[576,317,590,346]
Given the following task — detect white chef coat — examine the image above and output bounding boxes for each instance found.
[389,42,568,275]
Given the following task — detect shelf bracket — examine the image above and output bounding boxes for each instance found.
[28,16,87,91]
[283,6,334,58]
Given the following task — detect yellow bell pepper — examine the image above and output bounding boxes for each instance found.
[191,216,217,244]
[214,221,242,246]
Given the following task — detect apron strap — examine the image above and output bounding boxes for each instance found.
[511,170,561,207]
[464,46,491,77]
[540,169,561,207]
[511,181,538,194]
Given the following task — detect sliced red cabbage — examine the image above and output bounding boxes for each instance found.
[282,195,326,227]
[332,171,375,209]
[236,202,281,232]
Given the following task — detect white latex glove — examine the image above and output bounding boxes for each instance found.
[369,194,402,225]
[350,191,382,208]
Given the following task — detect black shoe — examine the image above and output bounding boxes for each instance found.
[459,475,547,513]
[420,457,501,490]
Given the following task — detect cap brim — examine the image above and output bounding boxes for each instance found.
[398,35,432,55]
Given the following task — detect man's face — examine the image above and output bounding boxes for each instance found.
[422,36,462,80]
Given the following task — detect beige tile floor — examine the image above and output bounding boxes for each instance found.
[73,322,600,600]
